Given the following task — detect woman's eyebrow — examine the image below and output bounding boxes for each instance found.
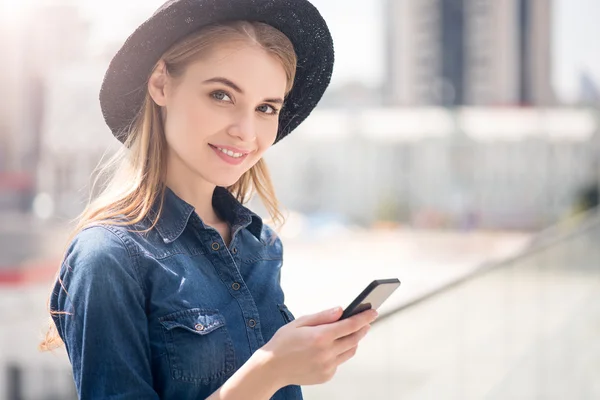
[203,76,284,104]
[203,77,243,93]
[264,97,284,104]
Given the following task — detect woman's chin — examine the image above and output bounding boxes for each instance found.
[209,173,245,188]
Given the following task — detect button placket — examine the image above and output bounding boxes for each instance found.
[205,231,262,342]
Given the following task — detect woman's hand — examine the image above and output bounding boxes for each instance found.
[260,306,378,387]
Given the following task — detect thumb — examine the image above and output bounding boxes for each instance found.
[294,306,343,327]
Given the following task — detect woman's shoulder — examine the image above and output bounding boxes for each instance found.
[64,223,139,268]
[55,223,148,295]
[53,224,146,313]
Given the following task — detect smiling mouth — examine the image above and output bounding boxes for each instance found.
[209,144,247,159]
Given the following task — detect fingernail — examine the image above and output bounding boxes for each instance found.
[331,306,341,314]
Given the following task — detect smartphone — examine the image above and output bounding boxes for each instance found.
[339,278,401,320]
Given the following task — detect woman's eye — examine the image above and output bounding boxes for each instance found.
[211,91,232,102]
[257,104,279,115]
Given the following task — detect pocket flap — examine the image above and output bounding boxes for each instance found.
[159,308,226,335]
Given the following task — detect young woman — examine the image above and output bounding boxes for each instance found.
[40,1,378,399]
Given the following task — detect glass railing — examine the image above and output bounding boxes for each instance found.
[304,211,600,399]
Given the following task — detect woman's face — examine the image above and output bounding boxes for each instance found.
[153,41,288,187]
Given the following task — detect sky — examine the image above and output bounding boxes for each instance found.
[553,0,600,102]
[77,0,600,102]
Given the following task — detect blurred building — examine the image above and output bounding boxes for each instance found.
[0,0,89,209]
[268,107,599,230]
[318,81,384,108]
[0,17,30,174]
[36,62,118,218]
[384,0,555,106]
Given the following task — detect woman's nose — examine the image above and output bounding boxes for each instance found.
[228,113,257,142]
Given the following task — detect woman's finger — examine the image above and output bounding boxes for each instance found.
[327,309,377,340]
[335,344,359,366]
[332,324,370,356]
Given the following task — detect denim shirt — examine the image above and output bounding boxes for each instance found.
[50,186,302,399]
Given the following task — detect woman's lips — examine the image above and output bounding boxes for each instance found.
[209,144,249,165]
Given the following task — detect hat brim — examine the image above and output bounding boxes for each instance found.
[99,0,334,145]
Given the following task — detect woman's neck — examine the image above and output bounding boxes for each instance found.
[165,168,222,226]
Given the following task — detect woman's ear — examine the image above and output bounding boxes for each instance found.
[148,60,169,107]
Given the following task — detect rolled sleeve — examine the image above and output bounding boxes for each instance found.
[50,225,160,399]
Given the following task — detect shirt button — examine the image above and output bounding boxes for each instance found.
[194,323,205,331]
[211,242,220,251]
[248,319,257,328]
[232,247,238,254]
[232,282,241,290]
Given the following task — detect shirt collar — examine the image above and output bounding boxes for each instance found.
[152,185,263,244]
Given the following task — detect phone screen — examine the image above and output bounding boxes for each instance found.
[340,279,401,320]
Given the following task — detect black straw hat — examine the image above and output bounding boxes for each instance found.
[99,0,334,145]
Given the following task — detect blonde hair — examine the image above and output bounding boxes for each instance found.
[39,21,297,352]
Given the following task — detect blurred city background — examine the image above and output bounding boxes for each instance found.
[1,0,599,399]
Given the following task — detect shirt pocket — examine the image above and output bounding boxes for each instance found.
[158,308,236,383]
[277,303,296,324]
